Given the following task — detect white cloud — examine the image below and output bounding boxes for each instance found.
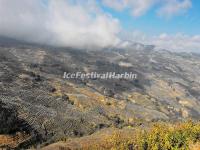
[153,33,200,52]
[102,0,192,17]
[121,31,200,52]
[158,0,192,18]
[102,0,128,11]
[129,0,158,17]
[0,0,121,49]
[102,0,157,16]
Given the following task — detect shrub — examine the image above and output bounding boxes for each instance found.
[134,121,200,150]
[105,121,200,150]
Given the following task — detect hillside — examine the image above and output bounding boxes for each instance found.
[1,39,200,149]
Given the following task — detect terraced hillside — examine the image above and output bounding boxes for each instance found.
[1,38,200,149]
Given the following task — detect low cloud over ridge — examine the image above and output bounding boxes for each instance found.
[122,31,200,52]
[0,0,120,48]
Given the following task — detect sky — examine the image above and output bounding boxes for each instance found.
[101,0,200,35]
[0,0,200,52]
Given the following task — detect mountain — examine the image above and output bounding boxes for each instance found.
[1,37,200,149]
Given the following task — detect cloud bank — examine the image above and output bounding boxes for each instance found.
[153,33,200,52]
[0,0,120,48]
[122,31,200,52]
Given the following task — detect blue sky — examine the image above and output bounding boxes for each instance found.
[100,0,200,36]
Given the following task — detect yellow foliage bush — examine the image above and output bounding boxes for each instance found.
[93,121,200,150]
